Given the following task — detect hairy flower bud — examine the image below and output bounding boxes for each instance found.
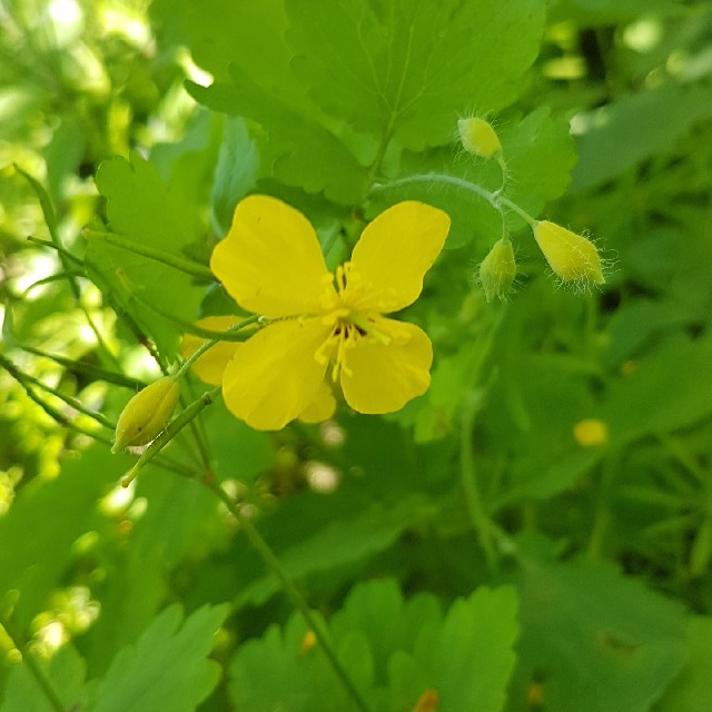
[112,376,180,453]
[479,238,516,302]
[533,221,604,285]
[457,117,502,159]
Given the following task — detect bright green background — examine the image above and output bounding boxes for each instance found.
[1,0,712,710]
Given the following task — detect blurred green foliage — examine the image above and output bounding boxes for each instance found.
[1,0,712,710]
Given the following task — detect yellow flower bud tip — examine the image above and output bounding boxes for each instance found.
[479,238,517,303]
[573,418,609,447]
[457,117,502,159]
[533,220,605,287]
[112,376,181,453]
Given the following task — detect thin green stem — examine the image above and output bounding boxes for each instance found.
[458,309,508,569]
[460,392,497,571]
[498,195,538,228]
[1,622,66,712]
[2,357,193,476]
[174,315,262,379]
[83,229,213,281]
[19,344,146,390]
[22,271,84,295]
[371,173,538,228]
[17,167,119,367]
[118,288,258,343]
[203,478,373,712]
[26,237,83,266]
[0,354,115,429]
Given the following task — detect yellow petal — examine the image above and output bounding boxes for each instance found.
[340,318,433,414]
[210,195,338,317]
[222,318,332,430]
[344,201,450,313]
[299,382,337,424]
[180,315,243,386]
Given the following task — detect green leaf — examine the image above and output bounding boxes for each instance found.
[43,115,86,205]
[507,550,688,712]
[83,472,220,676]
[210,117,260,234]
[604,299,694,367]
[605,334,712,447]
[0,446,129,627]
[87,605,227,712]
[570,84,712,193]
[657,616,712,712]
[207,403,274,483]
[387,586,519,712]
[286,0,546,150]
[0,646,86,712]
[232,498,431,609]
[551,0,684,26]
[229,580,519,712]
[189,74,369,205]
[499,107,577,220]
[87,153,206,357]
[230,615,373,712]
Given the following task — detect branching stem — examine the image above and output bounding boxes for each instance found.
[372,172,539,228]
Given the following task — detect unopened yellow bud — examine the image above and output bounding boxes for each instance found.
[573,419,609,447]
[479,238,516,302]
[533,221,604,285]
[112,376,180,453]
[457,117,502,159]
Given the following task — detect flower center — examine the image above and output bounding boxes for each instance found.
[312,261,394,380]
[314,311,390,382]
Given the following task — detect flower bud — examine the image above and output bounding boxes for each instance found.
[112,376,180,453]
[457,117,502,159]
[479,238,516,302]
[533,221,604,286]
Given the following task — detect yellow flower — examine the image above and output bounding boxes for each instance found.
[533,220,605,285]
[185,196,450,431]
[573,418,609,447]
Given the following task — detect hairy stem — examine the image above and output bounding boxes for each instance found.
[372,172,538,228]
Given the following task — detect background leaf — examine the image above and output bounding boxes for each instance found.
[87,605,227,712]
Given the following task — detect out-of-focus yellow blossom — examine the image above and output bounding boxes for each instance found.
[184,196,450,431]
[573,418,609,447]
[533,221,604,286]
